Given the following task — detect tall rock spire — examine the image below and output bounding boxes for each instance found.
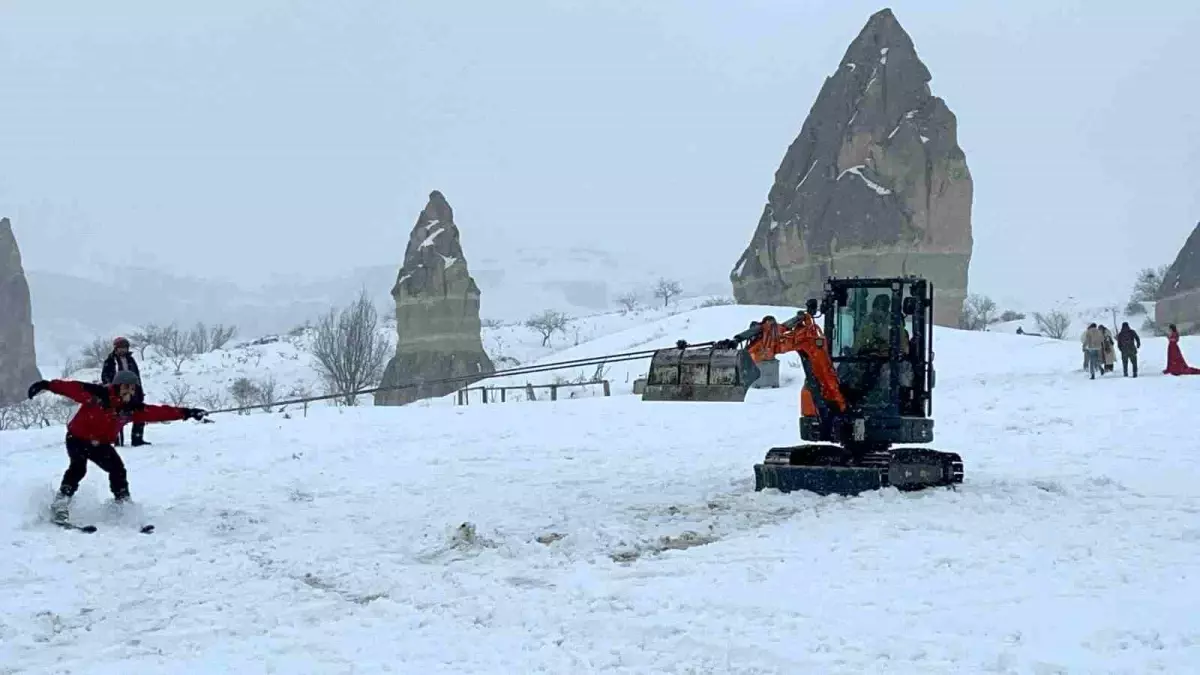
[0,217,42,405]
[731,8,973,327]
[375,191,494,405]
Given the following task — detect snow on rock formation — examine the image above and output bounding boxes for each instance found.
[731,8,973,327]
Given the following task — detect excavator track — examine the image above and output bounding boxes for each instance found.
[754,444,962,496]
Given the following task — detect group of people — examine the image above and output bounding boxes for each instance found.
[1080,321,1200,379]
[24,336,209,524]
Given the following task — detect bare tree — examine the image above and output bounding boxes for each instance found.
[699,296,736,308]
[1131,264,1171,303]
[525,309,571,347]
[257,375,279,412]
[197,390,229,412]
[1033,309,1072,340]
[209,324,238,350]
[0,397,73,431]
[129,324,165,359]
[158,324,196,375]
[652,278,683,307]
[59,356,83,379]
[188,322,211,354]
[308,289,391,405]
[79,337,112,369]
[229,377,261,414]
[481,318,504,329]
[616,291,640,313]
[959,294,998,331]
[165,380,193,406]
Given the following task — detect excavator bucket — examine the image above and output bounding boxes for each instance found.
[641,344,758,402]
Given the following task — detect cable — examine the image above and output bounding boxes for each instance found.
[204,341,715,415]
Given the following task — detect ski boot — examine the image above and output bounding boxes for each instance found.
[49,493,71,524]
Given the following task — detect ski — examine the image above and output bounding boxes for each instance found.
[55,521,98,533]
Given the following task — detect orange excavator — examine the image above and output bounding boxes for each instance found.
[641,275,963,496]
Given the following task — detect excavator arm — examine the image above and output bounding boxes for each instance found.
[720,312,848,414]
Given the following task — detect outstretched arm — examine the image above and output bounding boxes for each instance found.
[30,379,109,405]
[132,404,206,424]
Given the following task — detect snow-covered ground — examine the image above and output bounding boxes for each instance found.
[4,304,1200,673]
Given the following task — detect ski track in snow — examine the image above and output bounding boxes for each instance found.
[3,320,1200,673]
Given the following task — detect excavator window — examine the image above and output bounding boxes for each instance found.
[830,288,895,359]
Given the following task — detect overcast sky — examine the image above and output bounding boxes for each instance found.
[2,0,1197,309]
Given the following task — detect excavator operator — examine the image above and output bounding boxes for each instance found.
[845,294,915,407]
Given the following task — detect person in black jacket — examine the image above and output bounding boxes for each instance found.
[101,336,150,446]
[1116,322,1142,377]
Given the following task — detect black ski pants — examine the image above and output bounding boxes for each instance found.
[60,435,130,500]
[1121,351,1138,377]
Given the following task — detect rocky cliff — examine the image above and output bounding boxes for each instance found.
[0,218,42,405]
[1156,221,1200,333]
[731,8,973,326]
[375,191,494,405]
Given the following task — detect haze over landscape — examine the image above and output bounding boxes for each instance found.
[4,1,1199,362]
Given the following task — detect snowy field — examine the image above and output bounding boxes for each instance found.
[3,307,1200,673]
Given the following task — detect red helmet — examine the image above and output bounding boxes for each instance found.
[113,336,130,348]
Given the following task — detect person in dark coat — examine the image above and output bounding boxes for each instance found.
[1116,322,1141,377]
[26,372,206,523]
[101,336,148,446]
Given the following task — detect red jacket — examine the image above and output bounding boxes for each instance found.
[46,380,188,445]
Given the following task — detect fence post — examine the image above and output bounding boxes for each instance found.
[551,385,558,401]
[482,387,489,404]
[304,401,308,418]
[501,388,507,403]
[602,380,610,397]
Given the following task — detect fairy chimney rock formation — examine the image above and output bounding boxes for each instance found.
[375,191,494,405]
[0,218,42,405]
[731,8,973,326]
[1156,221,1200,333]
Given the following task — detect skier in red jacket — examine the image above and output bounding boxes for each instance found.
[26,370,207,522]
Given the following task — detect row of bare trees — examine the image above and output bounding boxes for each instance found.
[66,322,238,377]
[616,278,684,313]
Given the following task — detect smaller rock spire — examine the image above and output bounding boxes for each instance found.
[376,192,494,406]
[0,218,43,405]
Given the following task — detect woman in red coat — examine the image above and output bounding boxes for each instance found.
[26,370,207,523]
[1163,324,1200,376]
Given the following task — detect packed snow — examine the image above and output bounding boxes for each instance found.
[418,227,445,249]
[838,165,893,196]
[796,159,819,191]
[3,303,1200,672]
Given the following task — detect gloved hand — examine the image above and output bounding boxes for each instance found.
[27,380,49,399]
[181,407,208,421]
[715,339,739,350]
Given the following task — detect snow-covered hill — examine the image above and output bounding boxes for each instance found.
[4,302,1200,672]
[44,296,731,414]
